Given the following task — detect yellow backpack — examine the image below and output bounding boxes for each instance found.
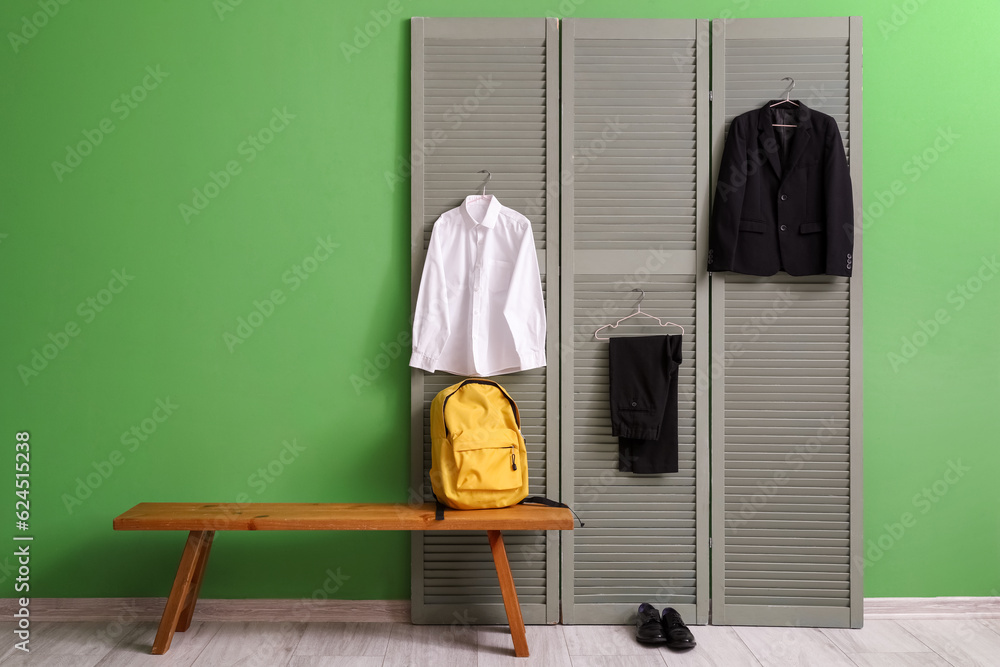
[430,379,529,510]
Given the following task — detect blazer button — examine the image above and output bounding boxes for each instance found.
[780,194,788,201]
[779,225,787,231]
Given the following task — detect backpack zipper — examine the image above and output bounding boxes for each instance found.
[511,447,517,471]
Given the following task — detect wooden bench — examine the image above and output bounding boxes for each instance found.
[113,502,573,657]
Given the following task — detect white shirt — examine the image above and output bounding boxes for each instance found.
[410,194,546,376]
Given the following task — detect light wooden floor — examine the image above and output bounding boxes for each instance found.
[2,618,1000,666]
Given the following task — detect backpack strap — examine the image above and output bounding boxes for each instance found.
[518,496,585,528]
[436,497,583,527]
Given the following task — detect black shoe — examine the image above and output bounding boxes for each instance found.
[635,602,667,644]
[660,607,696,649]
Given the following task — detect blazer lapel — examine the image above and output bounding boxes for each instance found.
[783,103,814,177]
[755,100,815,181]
[756,104,783,179]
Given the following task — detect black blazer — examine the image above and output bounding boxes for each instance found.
[709,101,854,277]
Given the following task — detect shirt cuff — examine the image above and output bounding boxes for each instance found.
[517,349,546,371]
[409,351,438,373]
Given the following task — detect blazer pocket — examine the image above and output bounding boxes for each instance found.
[799,222,824,234]
[739,219,766,233]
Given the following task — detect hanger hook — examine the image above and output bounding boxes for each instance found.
[781,77,795,100]
[478,169,492,196]
[632,287,645,309]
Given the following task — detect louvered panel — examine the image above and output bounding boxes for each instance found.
[571,36,698,252]
[422,35,548,250]
[716,274,856,623]
[570,278,699,608]
[561,18,710,626]
[710,15,862,630]
[411,18,560,625]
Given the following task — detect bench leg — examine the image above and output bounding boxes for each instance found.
[176,530,214,632]
[487,529,529,658]
[152,530,212,655]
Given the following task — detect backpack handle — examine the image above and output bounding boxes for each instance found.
[441,379,521,435]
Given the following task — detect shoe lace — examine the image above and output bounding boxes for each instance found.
[662,608,684,626]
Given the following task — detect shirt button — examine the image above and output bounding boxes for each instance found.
[631,401,637,407]
[779,225,787,231]
[780,194,788,201]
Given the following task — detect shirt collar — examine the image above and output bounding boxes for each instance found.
[460,194,502,229]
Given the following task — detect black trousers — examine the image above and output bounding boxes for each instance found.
[608,335,682,474]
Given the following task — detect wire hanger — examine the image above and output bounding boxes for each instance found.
[478,169,492,195]
[770,77,799,127]
[594,288,685,340]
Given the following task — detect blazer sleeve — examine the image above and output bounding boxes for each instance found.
[709,115,749,271]
[409,222,451,373]
[824,124,855,277]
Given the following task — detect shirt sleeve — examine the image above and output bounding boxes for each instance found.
[409,221,451,373]
[502,221,546,370]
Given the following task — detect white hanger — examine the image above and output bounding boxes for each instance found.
[771,77,799,127]
[478,169,492,195]
[594,288,685,340]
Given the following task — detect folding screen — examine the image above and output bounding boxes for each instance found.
[409,15,862,629]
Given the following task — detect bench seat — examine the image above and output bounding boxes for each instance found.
[114,502,573,657]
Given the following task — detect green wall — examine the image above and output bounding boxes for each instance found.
[2,0,997,601]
